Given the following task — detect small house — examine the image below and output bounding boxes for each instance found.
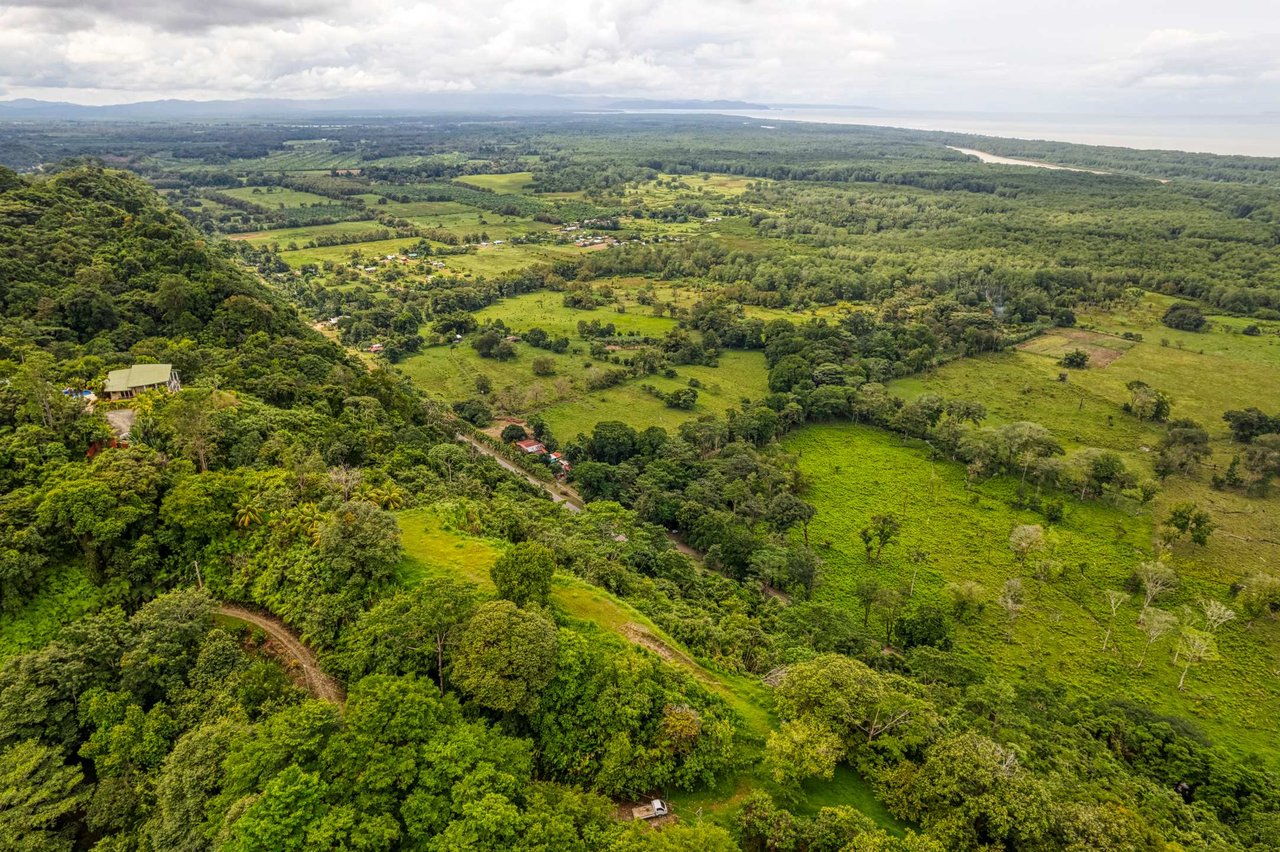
[516,439,546,455]
[367,343,385,353]
[102,364,180,401]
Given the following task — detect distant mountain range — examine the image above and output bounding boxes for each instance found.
[0,94,784,121]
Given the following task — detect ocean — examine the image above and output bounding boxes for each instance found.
[622,108,1280,158]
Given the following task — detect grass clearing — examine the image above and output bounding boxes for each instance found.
[475,291,679,338]
[454,172,535,193]
[786,424,1280,763]
[539,350,769,439]
[220,185,339,209]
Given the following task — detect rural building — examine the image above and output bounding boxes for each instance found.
[102,364,180,401]
[367,343,385,353]
[516,439,546,455]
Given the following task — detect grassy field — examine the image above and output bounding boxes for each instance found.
[227,140,361,172]
[400,292,767,440]
[220,185,339,209]
[892,295,1280,579]
[475,291,679,338]
[538,350,769,439]
[454,172,535,193]
[229,220,397,248]
[440,242,584,276]
[786,423,1280,764]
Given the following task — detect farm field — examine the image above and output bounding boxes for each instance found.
[891,296,1280,577]
[454,171,535,193]
[474,290,679,338]
[787,424,1280,760]
[228,219,391,247]
[219,185,339,208]
[537,350,769,439]
[400,289,768,438]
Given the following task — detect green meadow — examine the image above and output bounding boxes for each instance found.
[220,185,339,209]
[454,171,536,193]
[787,420,1280,761]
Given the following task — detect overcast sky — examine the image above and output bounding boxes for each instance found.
[0,0,1276,111]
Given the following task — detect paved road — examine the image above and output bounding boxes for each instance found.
[455,432,703,559]
[216,604,344,703]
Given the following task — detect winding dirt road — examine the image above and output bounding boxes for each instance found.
[216,604,344,703]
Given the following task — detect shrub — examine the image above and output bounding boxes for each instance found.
[1162,303,1207,332]
[1059,349,1089,369]
[452,397,492,426]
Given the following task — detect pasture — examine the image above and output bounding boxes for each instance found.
[220,185,339,209]
[454,171,535,193]
[786,420,1280,762]
[891,297,1280,579]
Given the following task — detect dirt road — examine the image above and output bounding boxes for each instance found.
[216,604,344,703]
[455,432,585,511]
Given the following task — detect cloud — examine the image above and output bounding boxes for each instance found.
[0,0,1274,110]
[8,0,342,33]
[1088,27,1279,92]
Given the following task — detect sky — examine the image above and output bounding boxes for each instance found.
[0,0,1276,112]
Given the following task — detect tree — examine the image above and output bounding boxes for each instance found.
[766,492,816,546]
[1163,502,1214,546]
[501,423,528,443]
[0,739,86,852]
[898,732,1052,850]
[1175,628,1218,690]
[997,578,1025,643]
[164,388,238,472]
[774,654,934,753]
[765,718,843,788]
[1162,303,1206,332]
[491,541,556,607]
[664,387,698,410]
[859,513,900,562]
[1126,380,1172,422]
[427,443,468,483]
[1136,609,1177,669]
[1008,524,1045,570]
[1059,349,1089,369]
[1201,599,1236,634]
[331,580,477,690]
[1134,561,1176,623]
[855,578,881,627]
[453,601,558,713]
[1102,590,1128,651]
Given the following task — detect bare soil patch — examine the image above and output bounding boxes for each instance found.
[1017,328,1133,368]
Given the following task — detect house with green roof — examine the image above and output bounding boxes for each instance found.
[102,364,181,401]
